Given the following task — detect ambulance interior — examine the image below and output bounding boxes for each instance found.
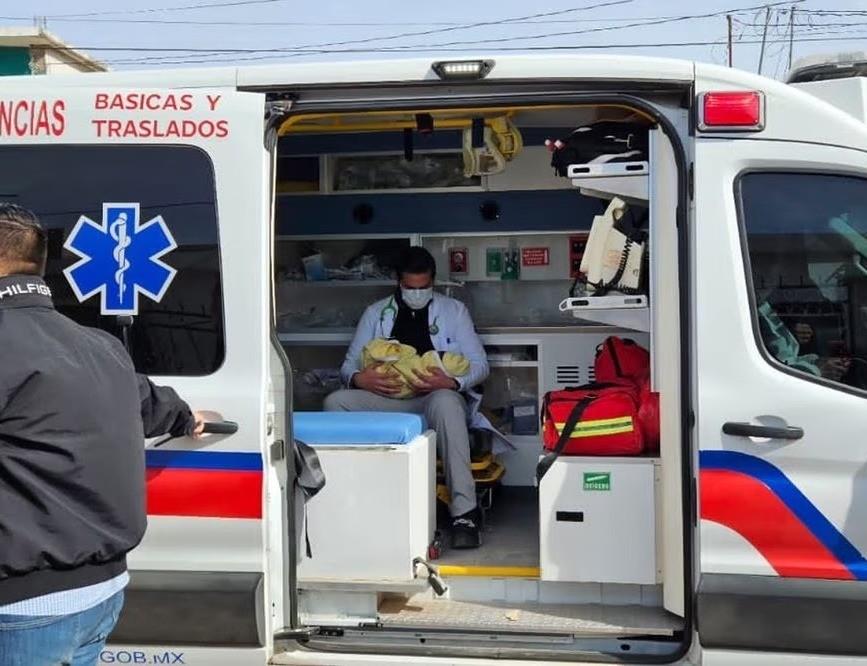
[273,102,686,656]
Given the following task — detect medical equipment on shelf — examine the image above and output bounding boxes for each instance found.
[546,120,649,178]
[578,197,647,296]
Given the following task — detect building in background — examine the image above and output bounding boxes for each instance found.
[0,27,105,75]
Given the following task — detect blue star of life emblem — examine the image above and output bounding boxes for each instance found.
[63,203,178,315]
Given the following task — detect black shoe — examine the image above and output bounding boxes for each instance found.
[451,509,482,549]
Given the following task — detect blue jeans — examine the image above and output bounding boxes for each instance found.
[0,591,124,666]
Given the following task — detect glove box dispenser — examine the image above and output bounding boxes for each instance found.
[539,457,658,584]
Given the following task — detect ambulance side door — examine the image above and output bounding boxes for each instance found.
[0,86,275,663]
[694,134,867,661]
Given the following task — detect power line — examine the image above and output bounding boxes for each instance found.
[734,17,867,27]
[0,14,678,26]
[45,0,638,67]
[100,0,806,67]
[47,0,296,19]
[94,33,867,68]
[802,9,867,15]
[9,2,866,25]
[220,0,638,54]
[42,0,636,46]
[0,10,794,27]
[59,0,639,67]
[333,0,804,51]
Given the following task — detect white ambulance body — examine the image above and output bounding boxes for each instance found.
[2,55,867,666]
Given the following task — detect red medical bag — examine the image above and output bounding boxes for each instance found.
[537,336,660,481]
[637,378,660,452]
[538,383,644,481]
[597,336,660,450]
[594,336,650,384]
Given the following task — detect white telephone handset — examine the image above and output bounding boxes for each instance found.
[579,197,646,294]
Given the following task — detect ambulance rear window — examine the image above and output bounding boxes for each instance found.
[0,144,224,376]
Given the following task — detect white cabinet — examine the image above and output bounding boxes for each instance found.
[299,433,436,581]
[539,456,658,584]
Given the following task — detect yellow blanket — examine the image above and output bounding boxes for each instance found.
[361,338,471,399]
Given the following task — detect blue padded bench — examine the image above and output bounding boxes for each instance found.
[293,411,427,446]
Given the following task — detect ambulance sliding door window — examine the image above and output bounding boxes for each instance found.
[739,171,867,393]
[0,145,224,376]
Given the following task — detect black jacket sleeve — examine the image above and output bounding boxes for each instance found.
[137,374,195,438]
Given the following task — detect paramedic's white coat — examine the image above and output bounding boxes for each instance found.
[340,292,490,391]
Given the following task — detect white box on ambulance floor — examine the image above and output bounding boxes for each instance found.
[539,456,657,584]
[294,412,435,582]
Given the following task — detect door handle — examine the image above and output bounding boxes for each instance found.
[200,420,239,435]
[722,422,804,440]
[149,420,238,448]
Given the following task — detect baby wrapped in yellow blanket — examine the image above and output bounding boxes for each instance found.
[361,338,471,399]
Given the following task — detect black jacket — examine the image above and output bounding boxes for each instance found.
[0,275,195,605]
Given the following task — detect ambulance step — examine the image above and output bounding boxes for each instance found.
[377,596,681,637]
[299,579,430,628]
[298,578,429,593]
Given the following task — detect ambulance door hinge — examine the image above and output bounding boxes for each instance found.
[688,162,694,201]
[274,626,318,641]
[691,476,698,527]
[270,438,286,462]
[266,94,295,118]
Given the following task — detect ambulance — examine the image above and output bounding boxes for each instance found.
[2,53,867,666]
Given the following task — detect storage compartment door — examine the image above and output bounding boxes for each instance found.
[540,458,657,584]
[649,127,686,616]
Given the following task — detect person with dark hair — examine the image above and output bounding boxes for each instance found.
[0,203,205,665]
[0,204,47,276]
[325,246,489,549]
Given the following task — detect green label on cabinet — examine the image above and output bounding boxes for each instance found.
[583,472,611,491]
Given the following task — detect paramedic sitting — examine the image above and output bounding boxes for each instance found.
[325,247,489,549]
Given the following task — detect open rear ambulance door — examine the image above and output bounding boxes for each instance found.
[0,86,276,666]
[693,87,867,661]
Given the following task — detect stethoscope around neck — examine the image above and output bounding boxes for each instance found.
[378,295,439,337]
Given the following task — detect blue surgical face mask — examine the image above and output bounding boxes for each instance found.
[401,287,433,310]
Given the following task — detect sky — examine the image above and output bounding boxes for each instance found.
[4,0,867,77]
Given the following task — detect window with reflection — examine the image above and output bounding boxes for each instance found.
[0,145,224,376]
[740,171,867,391]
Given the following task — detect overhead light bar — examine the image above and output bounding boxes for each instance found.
[432,60,494,81]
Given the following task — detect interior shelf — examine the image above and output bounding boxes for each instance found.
[567,161,648,204]
[487,360,539,368]
[279,279,463,288]
[279,331,354,344]
[558,295,649,332]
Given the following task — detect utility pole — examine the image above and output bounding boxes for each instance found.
[787,6,796,71]
[727,14,733,67]
[758,6,772,74]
